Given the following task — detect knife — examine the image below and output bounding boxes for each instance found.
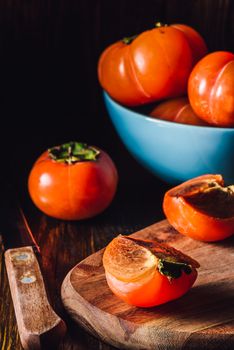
[2,193,66,350]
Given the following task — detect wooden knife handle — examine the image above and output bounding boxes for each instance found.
[5,246,66,350]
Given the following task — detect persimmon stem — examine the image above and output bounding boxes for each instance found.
[122,34,138,45]
[122,22,168,45]
[155,22,168,28]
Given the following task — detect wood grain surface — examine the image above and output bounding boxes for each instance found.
[0,236,22,349]
[0,173,167,350]
[61,220,234,350]
[5,246,66,349]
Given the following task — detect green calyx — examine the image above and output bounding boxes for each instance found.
[122,22,167,45]
[48,141,100,164]
[122,34,138,45]
[158,259,192,280]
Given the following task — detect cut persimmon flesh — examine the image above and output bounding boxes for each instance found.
[163,174,234,242]
[103,235,199,307]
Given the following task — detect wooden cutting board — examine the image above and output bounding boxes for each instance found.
[61,220,234,350]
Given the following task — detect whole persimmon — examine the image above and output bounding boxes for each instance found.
[150,97,208,126]
[28,141,118,220]
[98,23,207,106]
[188,51,234,126]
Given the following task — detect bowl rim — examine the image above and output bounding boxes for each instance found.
[103,91,234,133]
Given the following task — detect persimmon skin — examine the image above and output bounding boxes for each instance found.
[103,235,199,308]
[28,149,118,220]
[105,268,197,308]
[188,51,234,126]
[172,24,208,65]
[150,97,208,126]
[163,174,234,242]
[98,24,207,106]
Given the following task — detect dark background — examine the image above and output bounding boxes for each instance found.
[0,0,233,187]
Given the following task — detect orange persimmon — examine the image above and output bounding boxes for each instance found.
[163,174,234,242]
[98,23,207,106]
[149,97,208,126]
[103,235,199,307]
[28,141,118,220]
[188,51,234,127]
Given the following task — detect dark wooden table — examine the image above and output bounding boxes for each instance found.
[0,169,169,350]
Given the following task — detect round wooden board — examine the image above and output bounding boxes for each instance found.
[61,220,234,350]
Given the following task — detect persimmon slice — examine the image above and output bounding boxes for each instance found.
[163,174,234,241]
[103,236,199,307]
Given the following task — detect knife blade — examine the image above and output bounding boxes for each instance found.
[1,193,66,350]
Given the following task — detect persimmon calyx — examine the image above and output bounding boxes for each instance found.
[122,34,138,45]
[158,259,192,280]
[48,141,100,164]
[122,21,168,45]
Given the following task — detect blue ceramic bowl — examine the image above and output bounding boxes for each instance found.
[103,91,234,184]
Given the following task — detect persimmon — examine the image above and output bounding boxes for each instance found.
[163,174,234,241]
[188,51,234,126]
[98,23,207,106]
[103,235,199,307]
[28,141,118,220]
[150,97,208,126]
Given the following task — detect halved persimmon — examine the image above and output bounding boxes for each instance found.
[103,235,199,307]
[163,174,234,242]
